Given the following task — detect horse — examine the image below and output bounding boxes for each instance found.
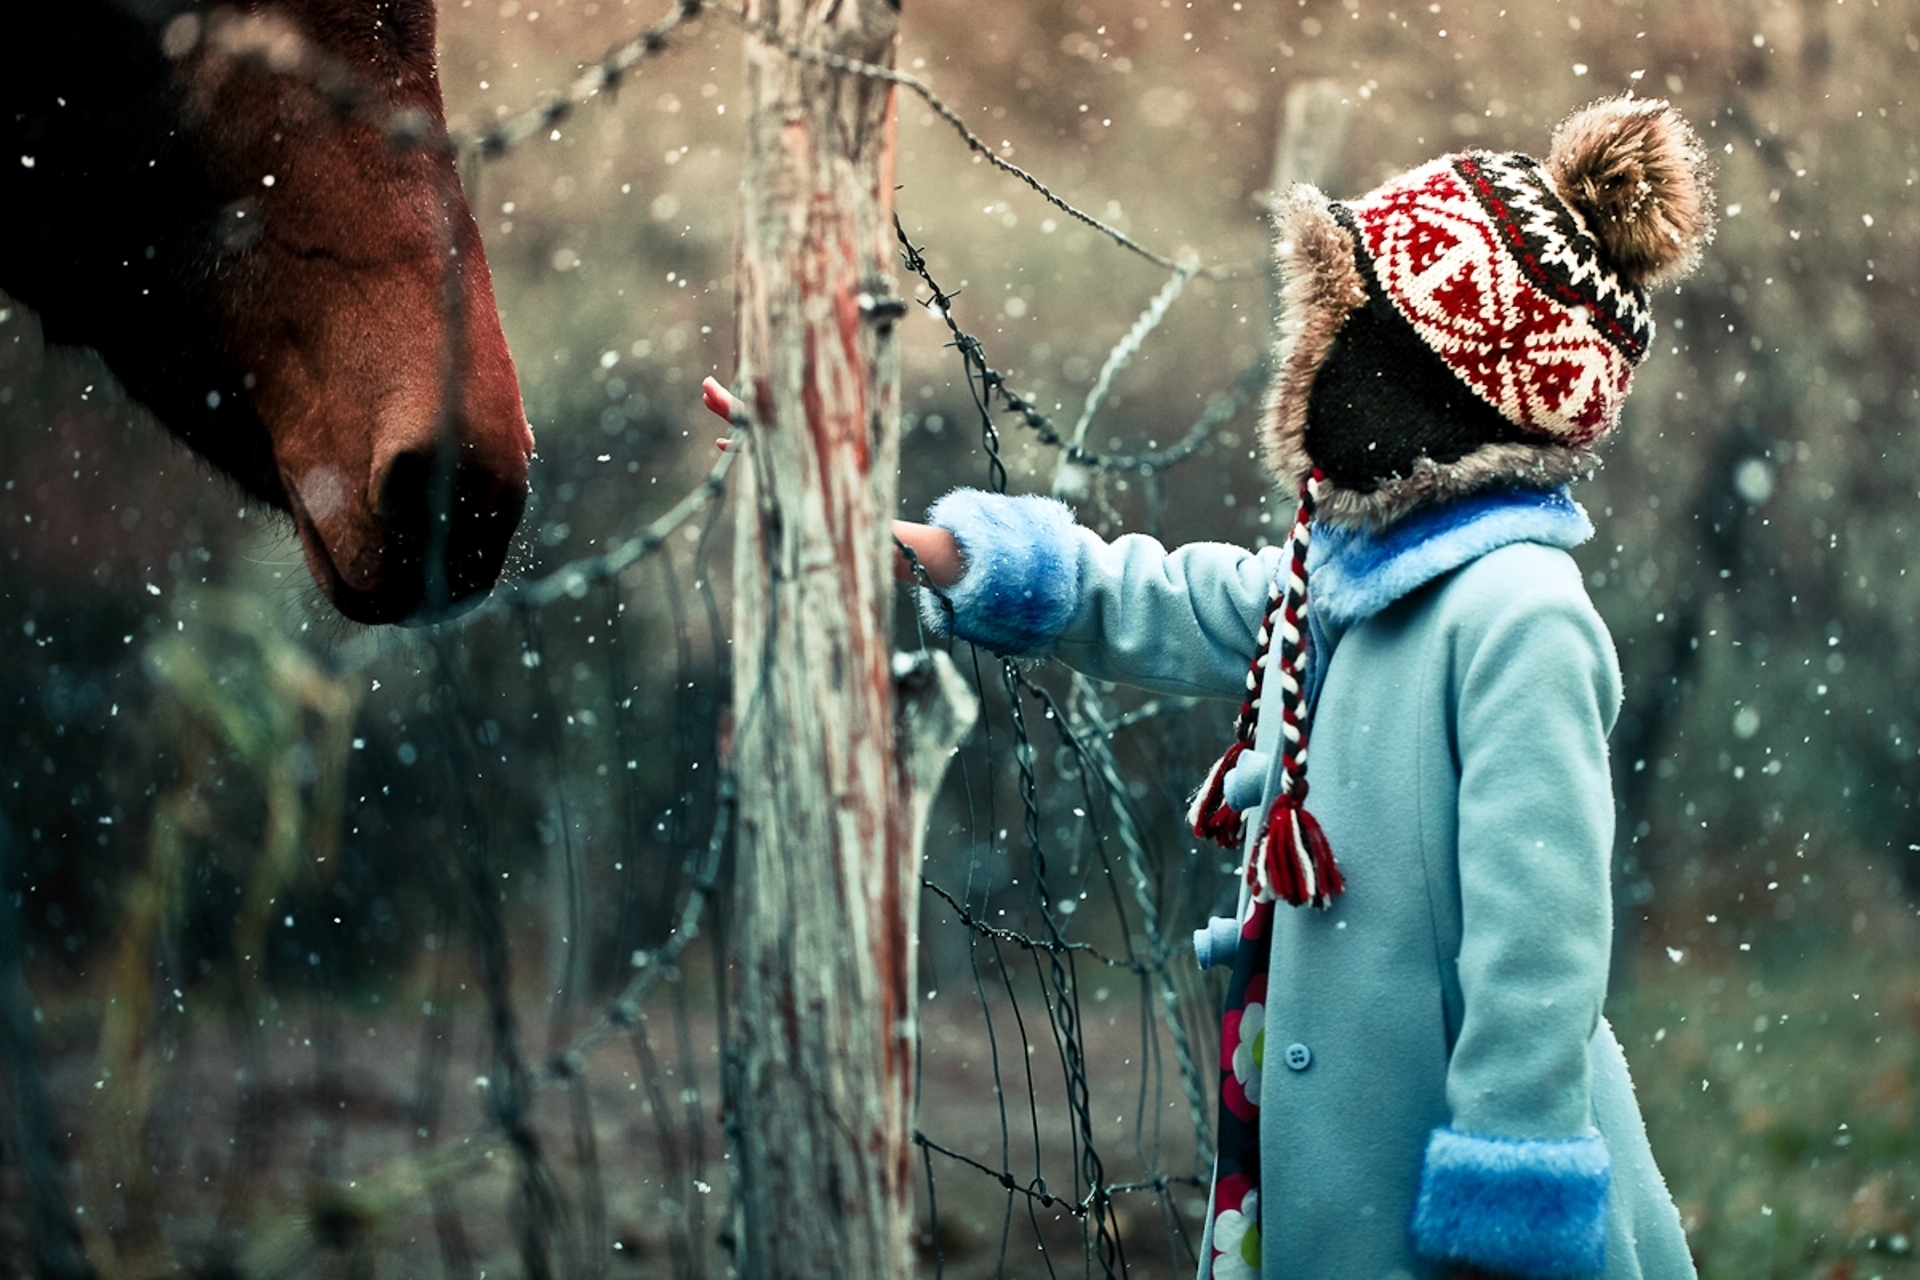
[0,0,533,625]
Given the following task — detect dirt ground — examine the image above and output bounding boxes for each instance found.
[4,973,1211,1279]
[22,876,1920,1280]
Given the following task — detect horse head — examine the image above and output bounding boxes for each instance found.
[2,0,533,624]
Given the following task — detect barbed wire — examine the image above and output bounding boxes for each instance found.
[713,5,1231,277]
[897,220,1252,477]
[174,0,702,178]
[911,1132,1206,1219]
[226,713,740,1256]
[998,656,1128,1278]
[535,772,733,1092]
[922,878,1145,971]
[1101,694,1206,735]
[22,2,1260,1271]
[891,201,1236,1271]
[1047,672,1219,1166]
[456,0,704,158]
[917,269,1141,1277]
[480,429,738,616]
[1060,262,1196,473]
[443,0,1236,283]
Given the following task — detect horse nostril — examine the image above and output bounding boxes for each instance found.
[373,443,526,613]
[372,446,436,539]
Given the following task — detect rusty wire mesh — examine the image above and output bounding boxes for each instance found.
[1,5,1262,1277]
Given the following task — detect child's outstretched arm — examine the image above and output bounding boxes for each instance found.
[701,378,963,587]
[699,379,1276,698]
[904,487,1284,698]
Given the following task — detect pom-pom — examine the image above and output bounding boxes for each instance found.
[1546,96,1713,291]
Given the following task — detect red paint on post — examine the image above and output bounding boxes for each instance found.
[727,3,916,1278]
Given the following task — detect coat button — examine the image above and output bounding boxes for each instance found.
[1284,1042,1312,1072]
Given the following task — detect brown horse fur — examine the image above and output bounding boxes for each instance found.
[1,0,532,624]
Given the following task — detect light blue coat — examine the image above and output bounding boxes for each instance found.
[923,486,1695,1280]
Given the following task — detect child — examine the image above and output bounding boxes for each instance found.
[883,97,1711,1279]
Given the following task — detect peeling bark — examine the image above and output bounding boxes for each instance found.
[727,1,926,1275]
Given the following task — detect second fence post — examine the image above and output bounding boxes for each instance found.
[727,1,916,1276]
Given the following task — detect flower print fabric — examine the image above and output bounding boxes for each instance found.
[1209,1174,1262,1280]
[1210,898,1276,1276]
[1222,972,1267,1123]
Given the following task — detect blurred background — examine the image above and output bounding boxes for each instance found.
[3,0,1919,1275]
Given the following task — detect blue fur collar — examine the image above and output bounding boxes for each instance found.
[1307,487,1593,634]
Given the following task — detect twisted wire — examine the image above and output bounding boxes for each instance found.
[722,8,1193,273]
[459,0,705,158]
[897,221,1252,475]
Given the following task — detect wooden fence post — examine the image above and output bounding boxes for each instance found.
[726,1,936,1276]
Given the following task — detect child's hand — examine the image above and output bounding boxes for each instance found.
[702,376,741,450]
[699,378,961,587]
[893,520,963,588]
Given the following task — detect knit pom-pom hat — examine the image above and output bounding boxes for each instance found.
[1260,95,1714,529]
[1192,98,1713,907]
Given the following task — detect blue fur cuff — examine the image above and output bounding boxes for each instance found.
[921,489,1082,655]
[1410,1127,1611,1278]
[1310,487,1592,632]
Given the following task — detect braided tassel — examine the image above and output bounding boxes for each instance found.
[1189,574,1284,847]
[1265,470,1342,908]
[1219,470,1345,909]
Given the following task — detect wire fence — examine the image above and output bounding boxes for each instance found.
[2,5,1262,1276]
[893,225,1236,1275]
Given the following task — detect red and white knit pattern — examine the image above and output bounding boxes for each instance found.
[1463,152,1652,357]
[1346,155,1638,445]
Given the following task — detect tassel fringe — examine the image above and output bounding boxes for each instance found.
[1254,794,1344,909]
[1187,740,1248,845]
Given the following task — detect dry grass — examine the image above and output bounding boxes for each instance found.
[1613,851,1920,1280]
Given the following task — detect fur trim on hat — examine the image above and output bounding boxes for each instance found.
[1259,192,1598,530]
[1259,100,1712,531]
[1259,189,1368,505]
[1313,442,1595,530]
